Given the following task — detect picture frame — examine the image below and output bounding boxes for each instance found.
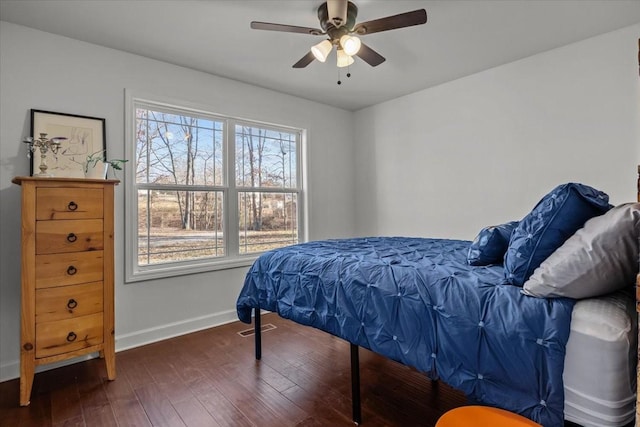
[30,109,106,178]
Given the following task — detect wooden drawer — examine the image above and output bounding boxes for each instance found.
[35,313,103,358]
[36,219,103,254]
[36,282,103,323]
[36,188,103,220]
[35,251,104,289]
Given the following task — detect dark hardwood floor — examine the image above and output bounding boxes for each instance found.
[0,312,525,426]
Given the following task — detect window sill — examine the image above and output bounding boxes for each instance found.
[125,256,258,283]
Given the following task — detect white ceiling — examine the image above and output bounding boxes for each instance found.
[1,0,640,111]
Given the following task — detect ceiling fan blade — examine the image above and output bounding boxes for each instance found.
[353,9,427,35]
[356,42,385,67]
[251,21,323,35]
[292,51,316,68]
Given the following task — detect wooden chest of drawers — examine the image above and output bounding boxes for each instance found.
[12,177,118,406]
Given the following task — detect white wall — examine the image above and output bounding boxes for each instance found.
[354,24,640,240]
[0,22,356,381]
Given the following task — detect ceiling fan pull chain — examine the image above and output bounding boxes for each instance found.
[337,68,342,85]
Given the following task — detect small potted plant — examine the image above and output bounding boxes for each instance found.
[83,150,128,179]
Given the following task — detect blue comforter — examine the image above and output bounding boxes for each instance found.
[236,237,574,426]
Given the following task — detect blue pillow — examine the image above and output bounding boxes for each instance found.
[504,183,611,286]
[468,221,519,266]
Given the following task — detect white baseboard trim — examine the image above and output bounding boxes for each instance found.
[0,309,240,383]
[115,309,239,351]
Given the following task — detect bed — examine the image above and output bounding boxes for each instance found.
[237,179,640,427]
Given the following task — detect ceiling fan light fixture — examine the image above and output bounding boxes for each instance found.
[339,34,361,56]
[251,2,428,70]
[337,48,354,67]
[311,39,333,62]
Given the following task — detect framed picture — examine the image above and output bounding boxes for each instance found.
[30,109,106,178]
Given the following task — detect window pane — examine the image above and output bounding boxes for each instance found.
[129,98,305,281]
[136,108,224,186]
[238,191,298,254]
[235,125,297,189]
[138,189,224,265]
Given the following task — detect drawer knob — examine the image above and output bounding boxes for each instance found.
[66,233,77,243]
[66,332,77,342]
[67,201,78,211]
[67,299,78,309]
[66,265,77,275]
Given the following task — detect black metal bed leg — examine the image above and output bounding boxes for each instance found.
[254,308,262,360]
[350,343,361,425]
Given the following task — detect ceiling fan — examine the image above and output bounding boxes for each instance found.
[250,0,427,69]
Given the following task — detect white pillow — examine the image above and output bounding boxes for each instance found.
[522,203,640,299]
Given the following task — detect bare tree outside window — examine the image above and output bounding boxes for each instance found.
[236,124,298,254]
[133,104,301,269]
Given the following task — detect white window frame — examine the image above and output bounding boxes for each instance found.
[124,91,306,282]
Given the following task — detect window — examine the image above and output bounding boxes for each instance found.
[125,95,304,281]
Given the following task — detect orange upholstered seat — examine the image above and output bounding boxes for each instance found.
[436,406,542,427]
